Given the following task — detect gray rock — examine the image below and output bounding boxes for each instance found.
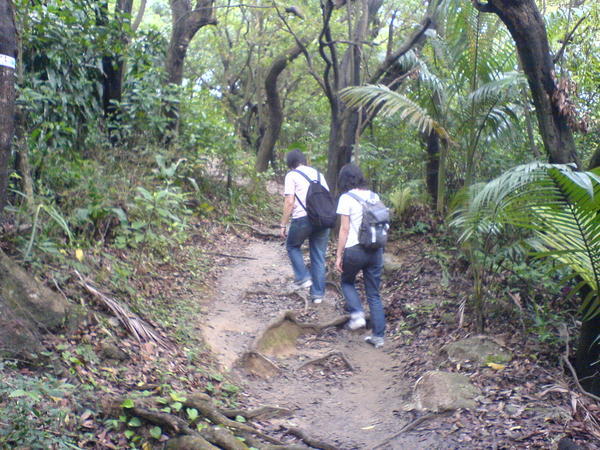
[408,370,481,412]
[0,249,79,360]
[383,253,403,273]
[442,336,512,365]
[100,342,129,361]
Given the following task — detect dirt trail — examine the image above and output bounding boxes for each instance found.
[200,239,450,449]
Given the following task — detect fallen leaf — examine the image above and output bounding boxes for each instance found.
[487,362,506,370]
[361,425,376,430]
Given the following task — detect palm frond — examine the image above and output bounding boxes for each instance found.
[468,71,527,106]
[340,84,452,142]
[452,163,600,320]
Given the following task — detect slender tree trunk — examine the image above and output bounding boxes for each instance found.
[472,0,579,166]
[436,140,448,214]
[574,284,600,395]
[255,43,304,172]
[588,148,600,170]
[0,0,17,217]
[425,130,439,206]
[165,0,216,138]
[103,0,133,109]
[574,316,600,395]
[322,0,382,188]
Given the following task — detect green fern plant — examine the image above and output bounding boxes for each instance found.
[388,186,414,219]
[451,162,600,321]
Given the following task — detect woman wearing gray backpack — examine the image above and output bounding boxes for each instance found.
[335,163,389,349]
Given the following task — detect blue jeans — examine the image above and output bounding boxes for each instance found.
[341,245,385,337]
[286,216,330,298]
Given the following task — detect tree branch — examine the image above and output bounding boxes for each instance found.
[471,0,497,13]
[368,16,433,84]
[553,14,588,64]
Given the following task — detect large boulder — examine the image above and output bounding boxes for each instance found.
[408,370,481,412]
[441,336,512,365]
[0,250,76,359]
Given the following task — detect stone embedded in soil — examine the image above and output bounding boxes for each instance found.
[235,351,280,379]
[383,253,403,273]
[441,336,512,365]
[100,342,129,361]
[408,370,481,412]
[255,318,304,357]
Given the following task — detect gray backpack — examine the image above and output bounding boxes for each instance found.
[347,191,390,250]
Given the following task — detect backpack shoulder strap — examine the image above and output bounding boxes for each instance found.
[346,191,366,205]
[293,169,313,183]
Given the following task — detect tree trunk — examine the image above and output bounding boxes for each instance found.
[255,43,304,172]
[473,0,579,166]
[165,0,216,137]
[321,0,382,189]
[588,148,600,170]
[574,315,600,395]
[0,0,17,218]
[425,130,439,206]
[97,0,131,114]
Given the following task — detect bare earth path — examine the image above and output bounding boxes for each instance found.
[200,239,450,449]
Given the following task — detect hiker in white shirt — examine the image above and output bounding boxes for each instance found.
[335,163,386,348]
[280,150,330,304]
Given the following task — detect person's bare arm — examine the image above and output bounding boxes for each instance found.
[336,214,350,272]
[280,195,295,238]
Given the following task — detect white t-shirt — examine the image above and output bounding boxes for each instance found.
[283,165,330,219]
[336,189,380,248]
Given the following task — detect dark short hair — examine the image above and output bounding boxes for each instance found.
[286,149,306,169]
[338,163,368,192]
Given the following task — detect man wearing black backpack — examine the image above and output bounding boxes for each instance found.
[280,149,336,304]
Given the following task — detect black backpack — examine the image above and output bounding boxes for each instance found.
[293,169,336,228]
[347,191,390,250]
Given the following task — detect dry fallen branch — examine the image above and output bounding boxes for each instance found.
[230,222,280,239]
[284,426,338,450]
[372,413,438,449]
[297,351,354,372]
[562,355,600,403]
[198,251,258,260]
[75,270,172,350]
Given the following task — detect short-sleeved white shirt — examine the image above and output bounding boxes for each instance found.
[336,189,380,248]
[283,165,330,219]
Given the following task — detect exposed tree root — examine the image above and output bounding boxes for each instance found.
[325,280,342,296]
[297,351,354,372]
[184,393,285,445]
[105,394,287,449]
[285,426,338,450]
[221,405,293,421]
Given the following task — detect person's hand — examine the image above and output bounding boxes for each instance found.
[280,226,287,239]
[335,256,343,273]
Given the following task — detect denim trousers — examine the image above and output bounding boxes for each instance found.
[341,245,385,337]
[286,216,330,298]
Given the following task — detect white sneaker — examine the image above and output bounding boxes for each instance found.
[311,296,323,304]
[293,278,312,290]
[347,313,366,330]
[365,335,384,348]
